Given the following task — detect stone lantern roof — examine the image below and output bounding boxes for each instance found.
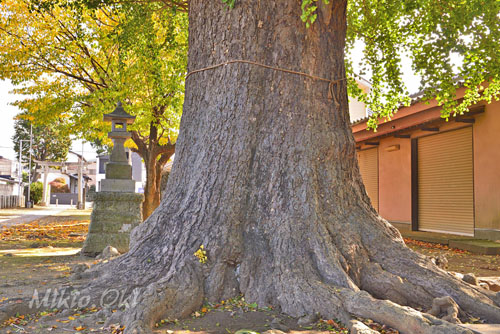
[103,101,136,124]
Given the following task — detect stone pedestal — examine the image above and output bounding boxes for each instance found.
[100,179,136,192]
[81,192,143,256]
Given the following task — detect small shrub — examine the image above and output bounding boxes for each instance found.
[29,182,43,204]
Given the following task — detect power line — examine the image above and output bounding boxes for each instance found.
[0,146,97,154]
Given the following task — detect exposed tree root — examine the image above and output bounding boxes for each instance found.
[80,260,483,334]
[428,297,460,324]
[2,205,498,334]
[340,289,474,334]
[120,264,203,334]
[57,210,498,334]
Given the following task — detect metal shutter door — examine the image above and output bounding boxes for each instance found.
[418,127,474,235]
[358,148,379,212]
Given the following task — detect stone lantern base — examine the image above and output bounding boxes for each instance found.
[81,192,143,256]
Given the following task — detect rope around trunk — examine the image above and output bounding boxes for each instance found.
[185,59,347,97]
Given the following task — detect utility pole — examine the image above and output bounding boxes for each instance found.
[18,141,22,206]
[27,123,33,207]
[41,163,49,206]
[17,139,28,207]
[77,142,84,209]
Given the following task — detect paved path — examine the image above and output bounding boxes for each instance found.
[0,205,71,227]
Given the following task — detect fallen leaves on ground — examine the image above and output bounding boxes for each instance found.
[403,238,468,254]
[0,219,89,244]
[2,314,30,328]
[184,295,270,321]
[360,318,399,334]
[110,324,126,334]
[315,319,349,333]
[404,238,500,277]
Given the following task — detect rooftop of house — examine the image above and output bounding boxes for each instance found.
[350,77,467,125]
[0,175,18,184]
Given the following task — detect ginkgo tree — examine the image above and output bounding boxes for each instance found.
[1,0,500,334]
[0,0,187,218]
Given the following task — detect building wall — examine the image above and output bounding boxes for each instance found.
[349,99,368,122]
[0,158,17,177]
[86,161,97,187]
[0,182,16,196]
[354,98,500,239]
[473,100,500,238]
[50,193,78,205]
[348,79,371,123]
[96,155,108,191]
[131,152,143,183]
[378,136,412,226]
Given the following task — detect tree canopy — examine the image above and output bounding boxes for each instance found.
[292,0,500,128]
[0,0,188,216]
[11,0,500,129]
[1,0,186,142]
[299,0,500,127]
[12,114,72,182]
[342,0,500,128]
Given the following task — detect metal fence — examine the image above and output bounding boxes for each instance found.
[0,195,23,209]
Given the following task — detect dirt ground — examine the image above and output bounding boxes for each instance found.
[0,213,498,334]
[404,238,500,277]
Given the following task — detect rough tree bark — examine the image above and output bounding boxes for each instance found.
[59,1,500,333]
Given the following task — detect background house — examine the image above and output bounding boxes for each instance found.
[0,156,17,177]
[0,156,19,196]
[39,152,96,205]
[0,177,17,196]
[348,78,372,122]
[351,86,500,241]
[0,156,22,207]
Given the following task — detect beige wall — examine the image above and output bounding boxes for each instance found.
[377,137,412,224]
[349,99,368,122]
[348,80,371,122]
[474,100,500,232]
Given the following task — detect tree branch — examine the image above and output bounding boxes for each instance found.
[131,131,148,159]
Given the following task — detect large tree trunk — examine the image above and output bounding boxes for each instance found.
[132,123,175,219]
[138,143,174,218]
[53,1,500,333]
[142,153,159,219]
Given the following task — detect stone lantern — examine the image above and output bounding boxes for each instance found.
[82,101,143,257]
[100,101,136,192]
